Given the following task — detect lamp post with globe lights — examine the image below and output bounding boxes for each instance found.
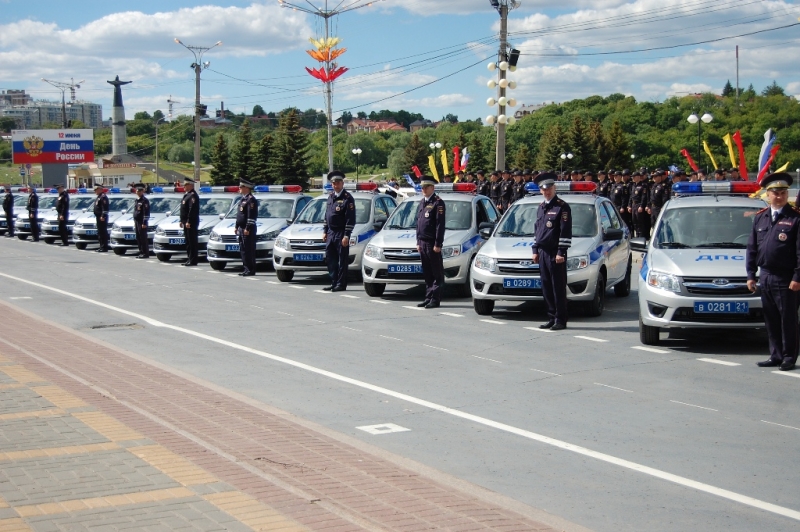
[351,148,362,183]
[560,152,573,175]
[487,0,521,172]
[687,112,713,171]
[429,142,442,178]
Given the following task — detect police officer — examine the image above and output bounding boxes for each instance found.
[532,172,572,330]
[2,185,13,238]
[236,179,258,276]
[610,172,630,228]
[27,186,39,242]
[55,184,70,246]
[647,170,670,228]
[476,170,490,197]
[512,171,526,204]
[132,183,150,258]
[93,183,110,252]
[747,173,800,372]
[180,177,201,266]
[629,172,650,238]
[500,169,514,212]
[490,171,503,211]
[597,170,611,198]
[322,171,355,291]
[416,176,446,309]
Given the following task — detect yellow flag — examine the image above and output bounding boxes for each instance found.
[440,150,450,177]
[703,141,719,170]
[427,154,440,182]
[775,161,791,173]
[722,134,737,168]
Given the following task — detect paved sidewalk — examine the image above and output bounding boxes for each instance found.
[0,301,582,531]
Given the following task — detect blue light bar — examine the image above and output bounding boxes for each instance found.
[109,188,121,193]
[524,182,597,194]
[672,182,760,195]
[151,187,164,193]
[77,188,88,193]
[254,185,303,193]
[199,187,212,193]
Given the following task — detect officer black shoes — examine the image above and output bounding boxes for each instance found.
[540,321,555,329]
[757,359,781,367]
[417,299,431,308]
[424,301,440,309]
[550,323,567,331]
[331,286,346,292]
[322,286,334,291]
[780,360,796,371]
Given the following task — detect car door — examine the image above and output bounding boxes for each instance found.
[600,201,625,281]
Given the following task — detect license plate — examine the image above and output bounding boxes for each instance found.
[503,278,542,289]
[169,238,185,245]
[694,301,749,314]
[124,234,136,240]
[225,244,240,252]
[20,224,30,229]
[294,253,324,262]
[388,264,422,274]
[86,230,97,236]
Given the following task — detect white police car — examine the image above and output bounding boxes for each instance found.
[273,182,397,282]
[471,181,632,317]
[152,188,242,262]
[13,191,59,240]
[109,189,183,255]
[40,191,98,244]
[207,185,312,271]
[632,181,767,345]
[362,182,498,298]
[1,191,30,236]
[72,190,136,250]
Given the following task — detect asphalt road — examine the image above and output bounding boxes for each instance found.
[1,237,798,532]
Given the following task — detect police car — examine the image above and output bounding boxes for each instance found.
[471,182,632,316]
[12,191,59,240]
[272,182,397,282]
[40,190,98,244]
[72,190,136,250]
[152,187,243,262]
[1,190,31,236]
[207,185,312,271]
[632,181,767,345]
[362,182,498,297]
[109,189,183,255]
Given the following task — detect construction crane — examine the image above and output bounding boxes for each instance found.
[41,77,84,128]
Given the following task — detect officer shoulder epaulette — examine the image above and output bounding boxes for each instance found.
[556,198,565,205]
[792,205,800,214]
[756,207,769,215]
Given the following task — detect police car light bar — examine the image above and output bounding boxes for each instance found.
[434,183,476,193]
[672,181,761,195]
[524,182,597,194]
[198,186,240,193]
[323,182,379,192]
[253,185,303,193]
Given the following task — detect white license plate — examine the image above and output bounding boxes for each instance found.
[225,244,240,252]
[123,234,136,240]
[294,253,324,262]
[86,230,97,236]
[694,301,749,314]
[503,278,542,289]
[388,264,422,274]
[169,238,185,245]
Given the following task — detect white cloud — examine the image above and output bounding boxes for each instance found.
[381,0,628,16]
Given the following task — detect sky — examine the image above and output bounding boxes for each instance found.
[1,0,799,123]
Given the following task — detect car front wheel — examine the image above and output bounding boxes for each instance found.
[639,315,660,345]
[473,298,495,315]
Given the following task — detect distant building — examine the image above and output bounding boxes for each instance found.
[346,118,406,135]
[0,92,103,129]
[0,90,31,107]
[514,103,549,120]
[409,119,434,133]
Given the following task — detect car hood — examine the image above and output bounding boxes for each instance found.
[370,228,473,250]
[113,213,171,226]
[279,222,375,243]
[42,209,87,222]
[481,236,598,259]
[157,215,226,231]
[73,211,129,224]
[646,248,748,277]
[212,217,288,235]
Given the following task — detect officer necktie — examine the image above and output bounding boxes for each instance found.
[773,210,778,223]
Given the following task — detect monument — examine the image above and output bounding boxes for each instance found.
[107,76,132,158]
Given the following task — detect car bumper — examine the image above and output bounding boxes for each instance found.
[638,282,764,328]
[361,253,471,285]
[110,232,153,249]
[153,235,209,255]
[470,263,600,301]
[273,243,365,271]
[72,229,102,242]
[206,241,274,263]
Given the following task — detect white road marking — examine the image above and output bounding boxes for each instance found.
[379,335,402,341]
[697,358,741,367]
[472,355,502,363]
[9,297,32,300]
[595,383,634,393]
[631,346,669,354]
[575,336,608,343]
[439,312,463,318]
[202,294,214,298]
[225,300,237,304]
[342,326,362,332]
[226,274,238,278]
[250,305,264,310]
[276,311,294,316]
[524,326,552,333]
[423,344,448,351]
[288,285,305,289]
[340,295,360,299]
[266,281,280,285]
[670,400,718,412]
[371,300,390,305]
[772,371,800,379]
[308,319,325,324]
[402,305,425,311]
[206,270,216,273]
[357,423,410,435]
[762,420,800,431]
[246,278,259,281]
[2,272,799,522]
[530,368,561,376]
[314,290,331,294]
[480,319,505,325]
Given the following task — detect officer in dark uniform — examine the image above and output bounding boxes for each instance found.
[500,169,514,212]
[490,171,503,211]
[93,183,110,252]
[322,171,355,291]
[476,170,490,197]
[532,173,572,330]
[597,171,611,198]
[180,177,201,266]
[629,172,650,238]
[55,184,70,246]
[610,172,630,228]
[647,170,670,228]
[416,176,446,309]
[2,185,13,238]
[236,179,258,276]
[511,171,526,204]
[27,186,39,242]
[747,173,800,371]
[132,183,150,258]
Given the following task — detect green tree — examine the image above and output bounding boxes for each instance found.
[339,111,353,126]
[0,117,16,133]
[403,133,428,173]
[210,134,234,185]
[743,83,757,100]
[587,120,609,170]
[134,111,151,120]
[250,134,274,184]
[231,120,253,182]
[722,80,735,97]
[252,105,265,116]
[387,148,407,178]
[536,124,565,169]
[167,142,194,163]
[567,116,593,169]
[152,110,165,122]
[762,80,785,97]
[269,109,309,187]
[513,144,534,169]
[467,134,489,172]
[606,120,630,169]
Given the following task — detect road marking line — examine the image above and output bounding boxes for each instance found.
[524,326,552,333]
[357,423,410,435]
[480,319,505,325]
[697,358,741,367]
[340,295,359,299]
[276,312,293,316]
[3,271,800,523]
[266,281,280,285]
[439,312,463,317]
[670,400,718,412]
[370,300,390,304]
[762,420,800,431]
[202,294,214,298]
[226,274,238,277]
[379,335,402,341]
[314,290,331,294]
[9,297,31,300]
[530,368,561,376]
[250,305,263,310]
[575,336,608,343]
[595,383,634,393]
[402,305,425,311]
[472,355,501,363]
[308,319,325,324]
[772,370,800,379]
[631,346,669,354]
[342,327,362,332]
[288,285,305,289]
[225,300,236,304]
[423,344,448,351]
[246,278,259,281]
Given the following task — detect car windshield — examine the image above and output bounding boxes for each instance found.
[294,197,371,224]
[385,197,473,231]
[109,198,135,212]
[655,206,759,249]
[225,199,295,219]
[14,196,28,206]
[149,197,181,214]
[38,196,58,209]
[72,197,97,210]
[189,197,236,216]
[496,203,596,238]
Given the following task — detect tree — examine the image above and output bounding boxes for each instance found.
[587,121,609,170]
[167,142,194,163]
[250,134,274,184]
[605,120,630,169]
[252,105,265,117]
[231,120,253,182]
[339,111,353,126]
[210,134,234,185]
[443,113,459,124]
[0,117,16,133]
[722,80,735,97]
[152,110,165,122]
[762,80,785,97]
[743,83,757,100]
[536,124,565,169]
[567,116,593,169]
[356,111,367,119]
[387,148,407,178]
[403,133,428,173]
[468,134,489,172]
[134,111,151,120]
[513,145,534,170]
[269,109,309,187]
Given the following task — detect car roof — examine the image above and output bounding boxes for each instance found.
[666,195,766,208]
[253,193,309,199]
[513,193,603,205]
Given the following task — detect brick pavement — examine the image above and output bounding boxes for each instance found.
[0,301,586,531]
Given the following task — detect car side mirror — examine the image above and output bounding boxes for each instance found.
[604,228,624,242]
[373,217,387,232]
[630,237,648,253]
[286,218,294,225]
[479,227,493,240]
[478,222,495,230]
[219,213,225,220]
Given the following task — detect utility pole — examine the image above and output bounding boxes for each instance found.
[41,78,83,128]
[488,0,520,172]
[175,39,221,183]
[735,45,740,103]
[155,117,166,186]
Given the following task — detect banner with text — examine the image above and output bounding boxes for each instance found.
[12,129,95,164]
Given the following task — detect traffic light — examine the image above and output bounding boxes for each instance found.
[508,49,521,68]
[196,104,208,116]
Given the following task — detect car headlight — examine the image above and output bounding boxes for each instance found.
[441,245,462,259]
[365,244,382,259]
[259,229,280,242]
[474,254,496,272]
[275,236,289,250]
[647,270,681,293]
[155,226,165,235]
[209,231,221,242]
[198,226,212,236]
[112,223,120,231]
[566,255,589,271]
[73,223,83,230]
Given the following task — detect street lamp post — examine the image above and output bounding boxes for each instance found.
[351,148,362,183]
[560,152,573,175]
[430,142,442,178]
[41,78,84,129]
[687,112,713,169]
[175,38,222,183]
[154,117,166,187]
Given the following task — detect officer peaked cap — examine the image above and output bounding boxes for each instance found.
[93,183,104,190]
[184,177,196,184]
[533,172,558,189]
[134,183,145,190]
[419,176,437,187]
[761,172,793,190]
[239,179,254,188]
[327,171,345,182]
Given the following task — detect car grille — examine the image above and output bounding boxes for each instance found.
[488,283,543,297]
[80,223,97,230]
[384,249,420,261]
[290,240,325,251]
[497,259,540,274]
[219,235,239,243]
[682,277,751,296]
[118,226,134,232]
[672,307,764,323]
[163,230,183,237]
